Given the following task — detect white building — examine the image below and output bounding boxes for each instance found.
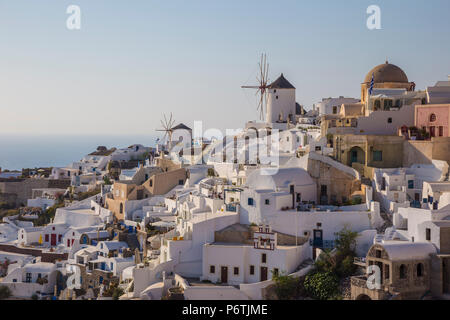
[240,167,317,225]
[201,225,310,285]
[422,182,450,210]
[316,96,360,116]
[265,74,297,124]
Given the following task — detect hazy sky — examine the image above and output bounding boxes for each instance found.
[1,0,450,135]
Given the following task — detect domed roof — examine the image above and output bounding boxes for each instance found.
[364,61,408,84]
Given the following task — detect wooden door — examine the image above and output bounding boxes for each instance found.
[260,267,268,281]
[444,259,450,293]
[221,266,228,284]
[51,234,57,246]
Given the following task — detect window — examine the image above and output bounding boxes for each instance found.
[178,179,184,185]
[250,265,255,275]
[373,151,382,161]
[265,199,270,205]
[375,250,382,258]
[332,106,337,114]
[439,126,444,137]
[387,117,392,123]
[45,234,49,242]
[426,228,431,241]
[286,136,289,142]
[385,265,390,280]
[399,265,407,279]
[374,100,381,110]
[416,263,424,277]
[408,180,414,189]
[261,253,267,264]
[26,273,32,283]
[110,262,114,270]
[210,265,215,274]
[320,185,327,196]
[276,96,279,100]
[430,113,436,122]
[149,180,153,187]
[234,267,239,275]
[273,268,279,277]
[248,198,254,206]
[384,99,393,110]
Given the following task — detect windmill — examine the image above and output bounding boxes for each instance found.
[242,53,270,120]
[156,112,176,148]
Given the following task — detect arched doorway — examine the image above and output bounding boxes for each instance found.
[356,294,372,300]
[348,146,365,166]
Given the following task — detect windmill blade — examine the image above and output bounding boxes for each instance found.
[168,112,173,128]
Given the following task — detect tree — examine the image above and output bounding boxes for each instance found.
[334,227,358,259]
[333,227,358,277]
[0,285,12,300]
[103,175,112,185]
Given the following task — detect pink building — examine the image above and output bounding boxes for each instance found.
[415,104,450,137]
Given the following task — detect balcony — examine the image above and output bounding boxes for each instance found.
[354,257,366,267]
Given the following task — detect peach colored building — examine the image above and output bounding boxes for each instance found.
[415,104,450,137]
[106,167,187,221]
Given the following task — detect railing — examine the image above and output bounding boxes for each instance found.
[354,257,366,266]
[351,275,368,288]
[309,239,334,249]
[410,200,421,208]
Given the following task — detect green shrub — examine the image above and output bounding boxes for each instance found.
[272,272,300,300]
[304,271,339,300]
[0,285,12,300]
[103,176,112,185]
[31,293,38,300]
[112,287,124,300]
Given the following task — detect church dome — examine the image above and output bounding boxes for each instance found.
[364,61,408,84]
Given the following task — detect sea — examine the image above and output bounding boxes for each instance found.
[0,134,158,171]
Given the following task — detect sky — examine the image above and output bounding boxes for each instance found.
[1,0,450,135]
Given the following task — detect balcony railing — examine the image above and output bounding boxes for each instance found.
[354,257,366,267]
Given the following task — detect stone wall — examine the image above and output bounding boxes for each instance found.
[308,158,362,205]
[0,243,67,263]
[0,178,70,207]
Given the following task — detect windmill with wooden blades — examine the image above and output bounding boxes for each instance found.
[156,112,176,150]
[242,53,270,121]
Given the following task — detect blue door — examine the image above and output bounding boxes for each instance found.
[313,229,323,247]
